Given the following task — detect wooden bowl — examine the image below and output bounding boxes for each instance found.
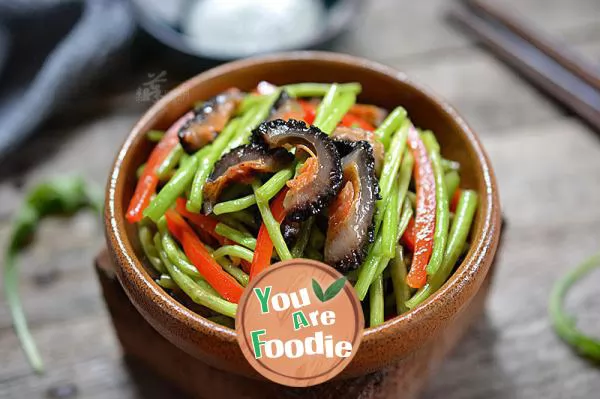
[104,51,501,380]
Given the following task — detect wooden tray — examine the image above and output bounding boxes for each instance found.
[96,248,494,399]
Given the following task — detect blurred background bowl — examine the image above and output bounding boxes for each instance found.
[130,0,362,71]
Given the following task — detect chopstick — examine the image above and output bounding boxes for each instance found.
[448,4,600,131]
[464,0,600,93]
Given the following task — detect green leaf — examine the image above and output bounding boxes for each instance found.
[323,277,348,302]
[312,278,325,302]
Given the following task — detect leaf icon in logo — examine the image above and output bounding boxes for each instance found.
[323,277,347,301]
[312,277,347,302]
[312,279,325,302]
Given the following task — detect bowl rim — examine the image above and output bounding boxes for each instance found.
[106,51,501,347]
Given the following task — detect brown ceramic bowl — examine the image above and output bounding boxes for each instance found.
[105,52,501,381]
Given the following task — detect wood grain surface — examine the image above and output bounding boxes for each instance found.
[1,0,600,398]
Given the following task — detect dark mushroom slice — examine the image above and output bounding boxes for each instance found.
[332,126,385,173]
[178,88,243,153]
[252,119,342,221]
[331,138,358,158]
[324,141,379,272]
[281,219,301,245]
[203,144,294,214]
[269,90,304,121]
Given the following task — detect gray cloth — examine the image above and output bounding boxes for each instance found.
[0,0,135,159]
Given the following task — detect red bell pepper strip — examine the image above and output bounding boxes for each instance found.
[405,128,436,289]
[450,189,462,213]
[126,112,193,223]
[175,198,227,245]
[338,113,375,131]
[175,198,252,270]
[401,216,416,252]
[348,104,386,127]
[165,209,244,303]
[249,188,288,280]
[299,100,316,125]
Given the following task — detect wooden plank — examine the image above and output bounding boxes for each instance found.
[0,220,106,330]
[483,118,600,230]
[393,41,600,134]
[395,47,559,133]
[425,118,600,398]
[0,316,179,399]
[337,0,600,61]
[0,112,139,217]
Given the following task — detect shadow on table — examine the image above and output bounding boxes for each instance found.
[422,219,515,398]
[422,313,517,399]
[121,315,517,399]
[123,355,189,399]
[120,313,516,399]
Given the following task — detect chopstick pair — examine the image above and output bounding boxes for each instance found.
[448,0,600,131]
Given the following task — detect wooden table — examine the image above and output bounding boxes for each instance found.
[1,0,599,397]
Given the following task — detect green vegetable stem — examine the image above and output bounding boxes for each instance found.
[4,176,102,374]
[549,253,600,361]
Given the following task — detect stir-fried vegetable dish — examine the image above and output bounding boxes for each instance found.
[128,82,478,328]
